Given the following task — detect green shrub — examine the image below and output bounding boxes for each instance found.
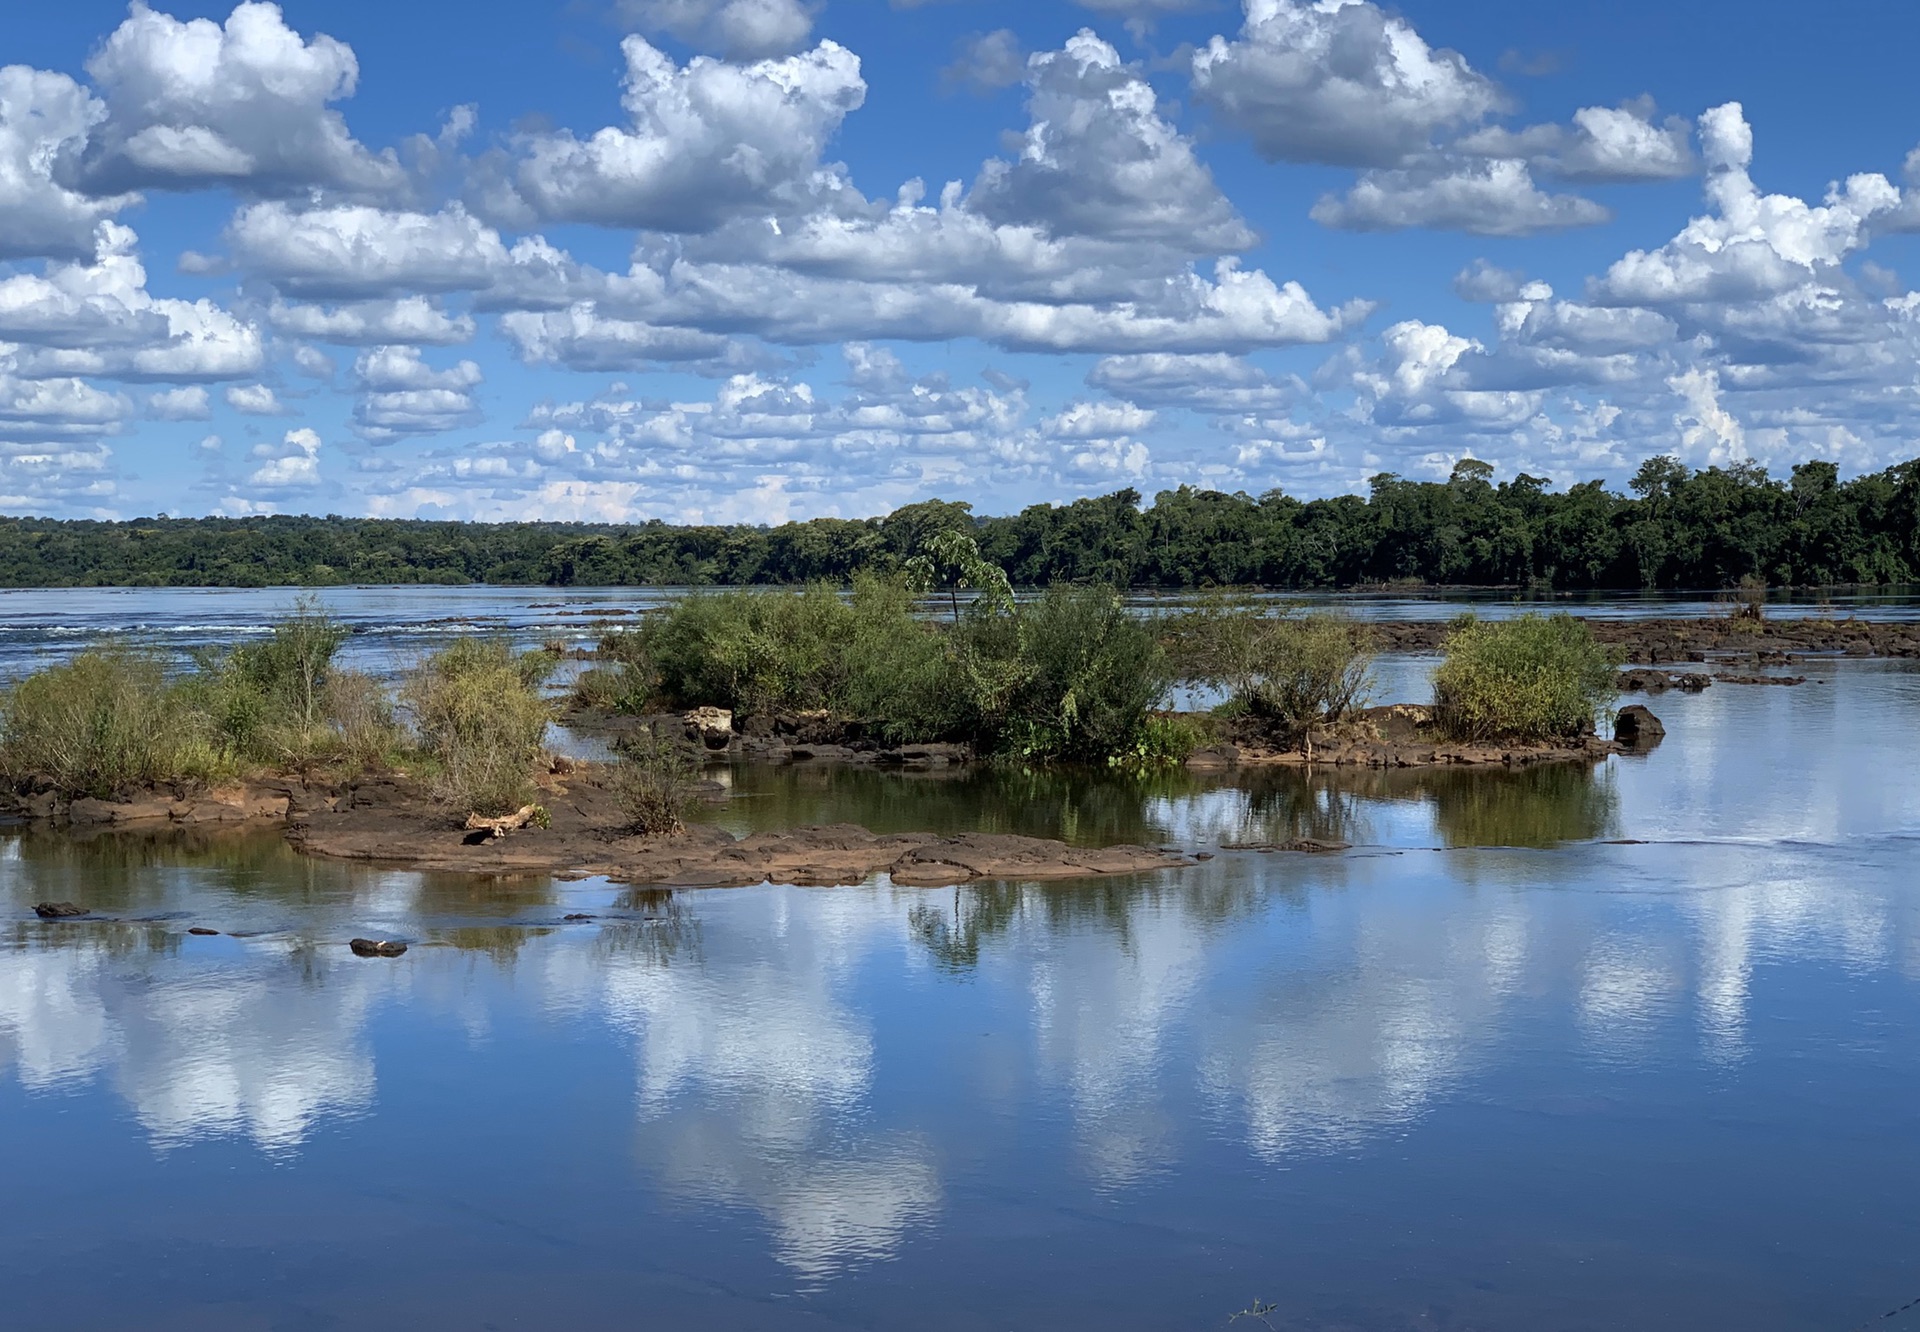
[839,575,960,743]
[1432,612,1619,743]
[611,728,702,836]
[0,648,217,797]
[405,638,553,815]
[645,583,854,715]
[975,585,1169,762]
[1173,596,1374,732]
[323,669,404,771]
[571,626,658,714]
[185,598,350,764]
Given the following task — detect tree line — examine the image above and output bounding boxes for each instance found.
[3,455,1917,589]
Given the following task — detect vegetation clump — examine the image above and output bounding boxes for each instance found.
[1431,613,1619,744]
[404,638,556,815]
[611,729,702,836]
[0,648,215,798]
[1170,597,1376,735]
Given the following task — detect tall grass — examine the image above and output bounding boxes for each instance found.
[1431,612,1619,743]
[404,638,555,815]
[611,728,702,836]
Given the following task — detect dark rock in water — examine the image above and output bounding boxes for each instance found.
[349,938,408,958]
[1222,838,1353,854]
[188,927,220,936]
[33,901,87,918]
[1617,668,1710,694]
[1614,705,1666,747]
[563,913,595,922]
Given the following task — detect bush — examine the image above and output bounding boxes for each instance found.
[571,626,657,714]
[323,669,404,771]
[0,648,216,798]
[645,584,853,715]
[1432,612,1619,743]
[405,638,553,815]
[1173,597,1374,732]
[186,598,350,764]
[973,585,1169,762]
[839,576,960,743]
[611,728,702,836]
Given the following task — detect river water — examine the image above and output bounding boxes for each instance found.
[2,591,1919,1330]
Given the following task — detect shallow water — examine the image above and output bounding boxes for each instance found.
[3,622,1920,1329]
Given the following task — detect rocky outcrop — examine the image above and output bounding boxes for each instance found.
[1614,704,1665,748]
[1199,703,1622,771]
[2,782,295,828]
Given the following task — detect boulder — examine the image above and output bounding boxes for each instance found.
[33,901,88,918]
[683,707,734,748]
[349,938,408,958]
[1614,704,1666,748]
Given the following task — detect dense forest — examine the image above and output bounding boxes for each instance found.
[2,456,1917,590]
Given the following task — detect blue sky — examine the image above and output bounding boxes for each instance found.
[3,0,1920,523]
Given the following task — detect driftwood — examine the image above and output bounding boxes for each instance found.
[463,804,542,841]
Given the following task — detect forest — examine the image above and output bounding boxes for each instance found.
[0,455,1915,590]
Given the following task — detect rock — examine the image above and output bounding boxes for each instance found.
[1617,668,1710,694]
[1222,838,1353,854]
[187,927,220,936]
[349,938,408,958]
[563,913,595,922]
[683,706,734,749]
[1614,704,1665,747]
[33,901,87,918]
[1183,745,1239,770]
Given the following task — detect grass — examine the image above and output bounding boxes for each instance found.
[0,648,220,798]
[1431,612,1619,744]
[610,728,702,836]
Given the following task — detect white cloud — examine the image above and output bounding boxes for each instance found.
[227,202,511,299]
[0,66,136,261]
[147,385,210,419]
[941,29,1025,95]
[483,36,865,232]
[1590,103,1901,307]
[1312,157,1609,236]
[1045,400,1155,438]
[351,345,482,440]
[243,425,323,491]
[1668,366,1745,465]
[1192,0,1505,167]
[1087,352,1297,412]
[1459,99,1695,183]
[224,383,285,414]
[618,0,816,59]
[0,224,264,382]
[79,1,401,197]
[268,296,476,346]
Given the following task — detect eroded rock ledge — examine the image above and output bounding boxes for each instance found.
[1186,704,1628,771]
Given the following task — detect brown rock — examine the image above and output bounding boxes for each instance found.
[33,901,88,918]
[1614,704,1666,748]
[349,938,408,958]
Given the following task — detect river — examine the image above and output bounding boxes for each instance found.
[1,590,1918,1329]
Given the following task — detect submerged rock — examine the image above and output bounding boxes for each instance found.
[349,938,408,958]
[32,901,87,918]
[187,927,220,936]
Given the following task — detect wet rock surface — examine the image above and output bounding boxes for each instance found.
[349,938,408,958]
[1614,705,1666,748]
[1203,703,1622,771]
[287,770,1191,887]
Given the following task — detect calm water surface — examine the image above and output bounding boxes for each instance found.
[2,602,1919,1330]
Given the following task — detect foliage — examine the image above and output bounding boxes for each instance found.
[570,626,658,714]
[610,728,702,836]
[969,585,1170,763]
[4,452,1918,590]
[902,526,1015,622]
[1431,613,1620,744]
[184,596,351,764]
[1169,596,1375,731]
[0,648,217,798]
[404,638,553,815]
[1108,713,1208,771]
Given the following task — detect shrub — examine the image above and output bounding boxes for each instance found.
[645,583,853,715]
[979,585,1169,762]
[405,638,553,815]
[611,728,702,836]
[0,648,215,797]
[186,598,350,764]
[839,575,960,743]
[1432,612,1619,743]
[1173,596,1374,732]
[571,627,657,714]
[323,669,404,771]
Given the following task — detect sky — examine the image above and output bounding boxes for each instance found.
[4,0,1920,524]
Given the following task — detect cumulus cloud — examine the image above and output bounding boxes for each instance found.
[480,37,865,232]
[0,67,135,261]
[617,0,816,59]
[1312,157,1609,236]
[1590,103,1901,307]
[351,345,482,440]
[268,297,475,346]
[244,426,324,491]
[941,29,1025,95]
[1192,0,1505,167]
[1087,352,1297,411]
[147,385,210,419]
[224,383,284,414]
[79,2,402,197]
[1459,98,1696,183]
[0,224,263,382]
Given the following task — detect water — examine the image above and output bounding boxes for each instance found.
[2,599,1919,1330]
